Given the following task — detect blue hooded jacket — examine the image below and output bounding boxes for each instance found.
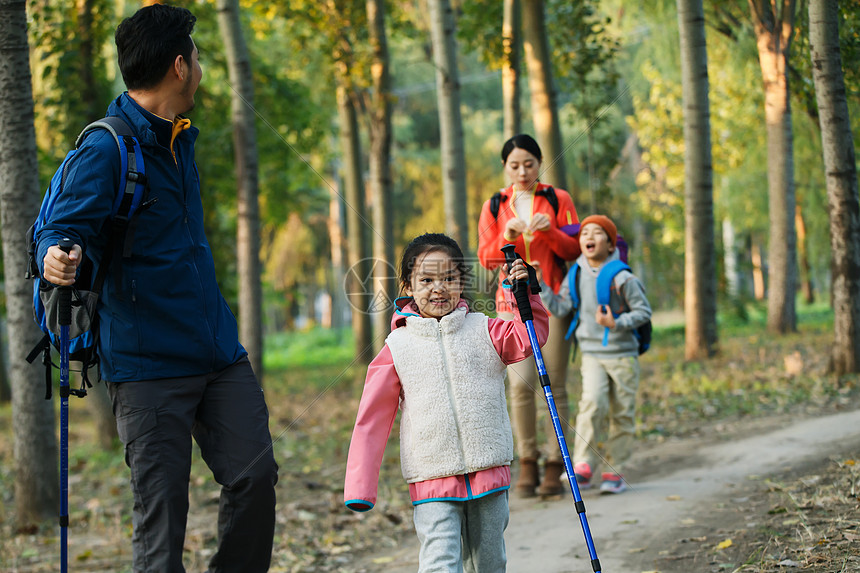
[36,93,246,382]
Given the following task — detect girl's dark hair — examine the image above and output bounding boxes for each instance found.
[399,233,472,292]
[115,4,197,91]
[501,133,543,164]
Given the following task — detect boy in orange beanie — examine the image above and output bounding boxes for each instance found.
[539,214,651,494]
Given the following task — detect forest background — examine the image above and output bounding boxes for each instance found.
[1,0,860,570]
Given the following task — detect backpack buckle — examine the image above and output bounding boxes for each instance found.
[126,171,147,186]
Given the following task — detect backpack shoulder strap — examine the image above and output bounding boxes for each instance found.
[596,260,632,347]
[564,264,581,340]
[77,117,148,293]
[490,191,505,219]
[596,260,631,307]
[77,117,146,222]
[568,263,581,309]
[535,186,560,215]
[75,116,136,148]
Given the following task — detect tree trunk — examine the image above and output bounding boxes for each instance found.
[0,0,59,526]
[587,127,597,213]
[502,0,521,139]
[795,204,814,304]
[677,0,718,359]
[429,0,470,248]
[722,218,741,299]
[327,185,348,330]
[217,0,264,381]
[751,239,767,301]
[521,0,567,190]
[0,336,10,402]
[749,0,798,334]
[336,76,373,365]
[809,0,860,375]
[76,0,99,121]
[367,0,395,353]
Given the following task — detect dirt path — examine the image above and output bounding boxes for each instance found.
[353,408,860,572]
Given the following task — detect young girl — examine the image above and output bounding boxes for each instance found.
[344,233,549,572]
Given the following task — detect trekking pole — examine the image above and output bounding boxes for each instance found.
[57,237,74,573]
[501,244,602,573]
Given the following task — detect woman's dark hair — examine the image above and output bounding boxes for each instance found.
[115,4,197,91]
[399,233,472,293]
[501,133,543,164]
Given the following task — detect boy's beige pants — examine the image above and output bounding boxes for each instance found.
[573,353,640,475]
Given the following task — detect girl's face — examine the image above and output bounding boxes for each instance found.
[503,147,541,191]
[404,250,463,320]
[580,223,615,265]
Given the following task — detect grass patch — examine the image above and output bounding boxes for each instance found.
[264,326,355,371]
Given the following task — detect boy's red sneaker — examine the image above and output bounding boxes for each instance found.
[573,462,592,490]
[599,472,627,494]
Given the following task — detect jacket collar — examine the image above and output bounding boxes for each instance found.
[391,298,470,333]
[500,182,553,200]
[108,92,199,148]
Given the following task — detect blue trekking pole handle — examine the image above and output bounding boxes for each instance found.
[501,245,603,573]
[57,237,74,573]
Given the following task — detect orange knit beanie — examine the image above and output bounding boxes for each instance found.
[578,215,617,246]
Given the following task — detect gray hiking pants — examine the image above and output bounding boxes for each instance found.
[108,357,278,573]
[413,491,509,573]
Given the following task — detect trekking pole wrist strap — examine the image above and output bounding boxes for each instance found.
[501,244,533,323]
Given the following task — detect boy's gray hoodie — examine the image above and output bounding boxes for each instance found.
[540,252,652,358]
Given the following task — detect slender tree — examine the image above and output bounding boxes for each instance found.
[677,0,718,359]
[0,0,59,525]
[502,0,522,138]
[336,68,373,364]
[0,351,9,402]
[327,184,348,330]
[428,0,469,248]
[217,0,264,380]
[795,204,814,304]
[366,0,395,353]
[521,0,566,190]
[809,0,860,375]
[749,0,798,334]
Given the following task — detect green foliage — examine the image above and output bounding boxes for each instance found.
[264,326,355,371]
[457,0,505,69]
[30,0,116,183]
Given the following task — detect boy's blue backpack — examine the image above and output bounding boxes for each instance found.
[25,116,150,397]
[564,260,652,355]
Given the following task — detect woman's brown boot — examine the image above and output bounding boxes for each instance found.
[514,458,539,498]
[537,461,566,496]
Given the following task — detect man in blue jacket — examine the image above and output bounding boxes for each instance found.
[38,5,278,572]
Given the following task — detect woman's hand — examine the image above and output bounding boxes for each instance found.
[529,212,551,233]
[504,218,527,242]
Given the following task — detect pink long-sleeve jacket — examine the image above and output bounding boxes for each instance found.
[344,288,549,511]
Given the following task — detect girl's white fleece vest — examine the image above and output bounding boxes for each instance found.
[386,307,514,483]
